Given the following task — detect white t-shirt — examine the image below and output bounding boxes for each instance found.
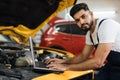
[86,18,120,52]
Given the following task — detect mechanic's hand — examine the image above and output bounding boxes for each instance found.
[45,58,65,64]
[46,63,69,71]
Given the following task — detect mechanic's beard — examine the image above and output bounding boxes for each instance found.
[81,21,93,32]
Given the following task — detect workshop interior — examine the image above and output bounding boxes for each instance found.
[0,0,119,80]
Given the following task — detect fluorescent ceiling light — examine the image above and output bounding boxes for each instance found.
[93,11,116,18]
[93,11,116,15]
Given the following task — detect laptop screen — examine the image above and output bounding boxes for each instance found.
[29,36,64,73]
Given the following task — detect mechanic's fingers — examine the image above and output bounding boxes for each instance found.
[46,63,55,68]
[47,63,66,71]
[45,58,55,64]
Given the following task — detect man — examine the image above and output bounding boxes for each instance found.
[46,3,120,80]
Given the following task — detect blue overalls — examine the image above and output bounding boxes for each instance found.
[90,19,120,80]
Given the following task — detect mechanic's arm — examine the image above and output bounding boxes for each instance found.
[63,44,94,64]
[45,44,94,64]
[66,43,112,71]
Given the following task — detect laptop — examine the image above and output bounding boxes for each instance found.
[29,36,64,73]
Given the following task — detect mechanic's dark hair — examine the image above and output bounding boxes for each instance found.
[70,3,90,18]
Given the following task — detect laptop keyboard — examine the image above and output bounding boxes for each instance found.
[35,61,48,68]
[33,61,64,73]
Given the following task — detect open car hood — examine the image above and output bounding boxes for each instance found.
[0,0,77,44]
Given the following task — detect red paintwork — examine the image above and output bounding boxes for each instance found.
[40,17,86,56]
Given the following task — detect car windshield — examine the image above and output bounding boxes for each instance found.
[55,24,87,35]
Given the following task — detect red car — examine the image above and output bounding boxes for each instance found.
[40,18,87,56]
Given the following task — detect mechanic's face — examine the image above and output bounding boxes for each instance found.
[73,9,93,32]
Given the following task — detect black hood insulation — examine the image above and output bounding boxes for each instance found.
[0,0,61,29]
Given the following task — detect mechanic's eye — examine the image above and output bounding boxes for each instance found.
[81,14,86,19]
[75,19,80,23]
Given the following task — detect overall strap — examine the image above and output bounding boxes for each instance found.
[90,19,106,48]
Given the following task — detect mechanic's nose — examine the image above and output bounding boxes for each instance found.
[79,18,84,24]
